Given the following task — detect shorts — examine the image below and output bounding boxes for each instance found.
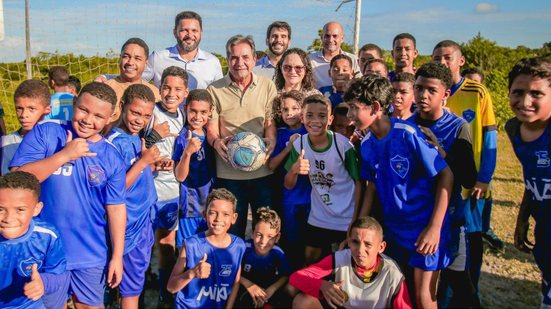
[305,223,347,251]
[68,267,106,307]
[385,239,451,272]
[176,216,208,248]
[448,226,468,272]
[152,197,179,231]
[42,271,71,309]
[119,220,155,297]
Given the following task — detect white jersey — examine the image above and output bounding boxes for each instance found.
[1,131,22,175]
[148,104,185,201]
[335,250,404,309]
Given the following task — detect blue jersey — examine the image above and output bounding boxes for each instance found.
[273,126,310,206]
[107,127,157,253]
[176,232,245,309]
[44,92,74,121]
[241,239,291,288]
[173,127,215,217]
[506,118,551,275]
[319,86,344,109]
[360,118,448,249]
[0,219,66,309]
[10,121,126,270]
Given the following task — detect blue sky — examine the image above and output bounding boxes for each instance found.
[0,0,550,62]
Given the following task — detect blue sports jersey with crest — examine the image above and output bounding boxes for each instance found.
[10,121,126,270]
[360,117,448,249]
[175,232,245,308]
[273,126,311,206]
[506,118,551,276]
[241,239,292,288]
[173,127,215,217]
[107,127,157,253]
[0,219,66,308]
[44,92,74,121]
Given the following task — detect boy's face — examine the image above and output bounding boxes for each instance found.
[347,100,375,131]
[160,75,189,113]
[0,188,42,239]
[392,38,417,69]
[329,59,353,90]
[252,221,280,256]
[509,75,551,124]
[432,46,465,78]
[120,97,154,135]
[15,97,51,134]
[347,227,385,269]
[72,93,114,141]
[392,81,415,113]
[364,62,388,78]
[186,100,211,131]
[465,73,483,84]
[120,43,148,83]
[302,102,333,137]
[332,113,354,138]
[359,50,379,74]
[414,76,450,119]
[281,97,301,128]
[204,199,237,236]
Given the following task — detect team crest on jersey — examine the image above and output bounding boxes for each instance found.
[390,155,409,179]
[87,165,105,187]
[18,258,42,277]
[536,151,550,168]
[462,109,476,123]
[219,265,232,276]
[243,264,251,272]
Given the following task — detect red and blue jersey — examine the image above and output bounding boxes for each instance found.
[10,121,126,270]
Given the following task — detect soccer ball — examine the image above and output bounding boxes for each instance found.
[226,132,267,172]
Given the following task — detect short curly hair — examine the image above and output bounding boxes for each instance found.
[271,90,304,125]
[415,62,453,90]
[0,171,41,199]
[253,207,281,233]
[206,188,237,212]
[14,79,51,107]
[508,56,551,89]
[79,82,118,109]
[343,74,395,112]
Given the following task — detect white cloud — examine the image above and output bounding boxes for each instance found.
[476,3,498,14]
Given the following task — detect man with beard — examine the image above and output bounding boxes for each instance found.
[143,11,223,90]
[253,21,291,80]
[309,21,361,89]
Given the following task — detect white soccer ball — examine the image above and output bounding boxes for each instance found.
[226,132,267,172]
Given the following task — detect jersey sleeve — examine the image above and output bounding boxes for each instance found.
[41,228,68,294]
[392,280,413,309]
[9,123,50,168]
[360,139,376,182]
[105,151,127,205]
[289,254,334,299]
[283,142,299,171]
[275,248,292,277]
[409,131,447,177]
[109,136,133,171]
[343,146,360,181]
[479,86,497,130]
[272,130,288,158]
[173,129,188,161]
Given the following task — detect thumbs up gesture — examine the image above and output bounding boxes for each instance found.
[62,130,97,161]
[292,149,310,175]
[184,130,202,155]
[140,138,163,166]
[23,264,44,301]
[192,253,211,279]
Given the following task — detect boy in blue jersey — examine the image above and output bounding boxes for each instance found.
[1,80,51,175]
[284,94,361,266]
[237,207,292,308]
[344,74,453,308]
[505,57,551,308]
[391,72,415,120]
[173,89,215,247]
[319,54,354,109]
[45,66,75,121]
[410,62,479,308]
[0,171,69,309]
[10,82,127,309]
[107,84,162,308]
[167,188,246,309]
[268,90,310,270]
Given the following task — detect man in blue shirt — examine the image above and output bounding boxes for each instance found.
[253,21,292,80]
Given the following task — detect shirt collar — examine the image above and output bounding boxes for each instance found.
[168,45,207,62]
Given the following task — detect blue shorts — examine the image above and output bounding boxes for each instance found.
[68,267,106,307]
[386,239,451,272]
[464,197,485,233]
[119,220,155,297]
[42,271,71,309]
[282,203,310,243]
[176,216,208,248]
[152,197,179,231]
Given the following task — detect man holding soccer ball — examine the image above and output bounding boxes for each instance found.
[206,34,278,238]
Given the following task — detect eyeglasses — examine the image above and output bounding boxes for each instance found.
[282,65,305,74]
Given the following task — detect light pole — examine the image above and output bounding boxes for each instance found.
[336,0,362,54]
[25,0,32,79]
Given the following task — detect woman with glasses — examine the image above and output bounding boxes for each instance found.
[275,48,321,97]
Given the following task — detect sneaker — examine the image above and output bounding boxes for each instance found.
[482,228,505,251]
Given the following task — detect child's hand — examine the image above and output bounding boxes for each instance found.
[246,283,268,308]
[153,117,179,139]
[213,136,231,162]
[192,253,211,279]
[263,137,276,160]
[286,133,301,149]
[24,264,44,301]
[320,281,346,309]
[292,149,309,175]
[471,181,489,200]
[415,224,441,256]
[62,130,97,161]
[140,138,162,165]
[418,126,446,158]
[107,256,123,288]
[184,131,202,155]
